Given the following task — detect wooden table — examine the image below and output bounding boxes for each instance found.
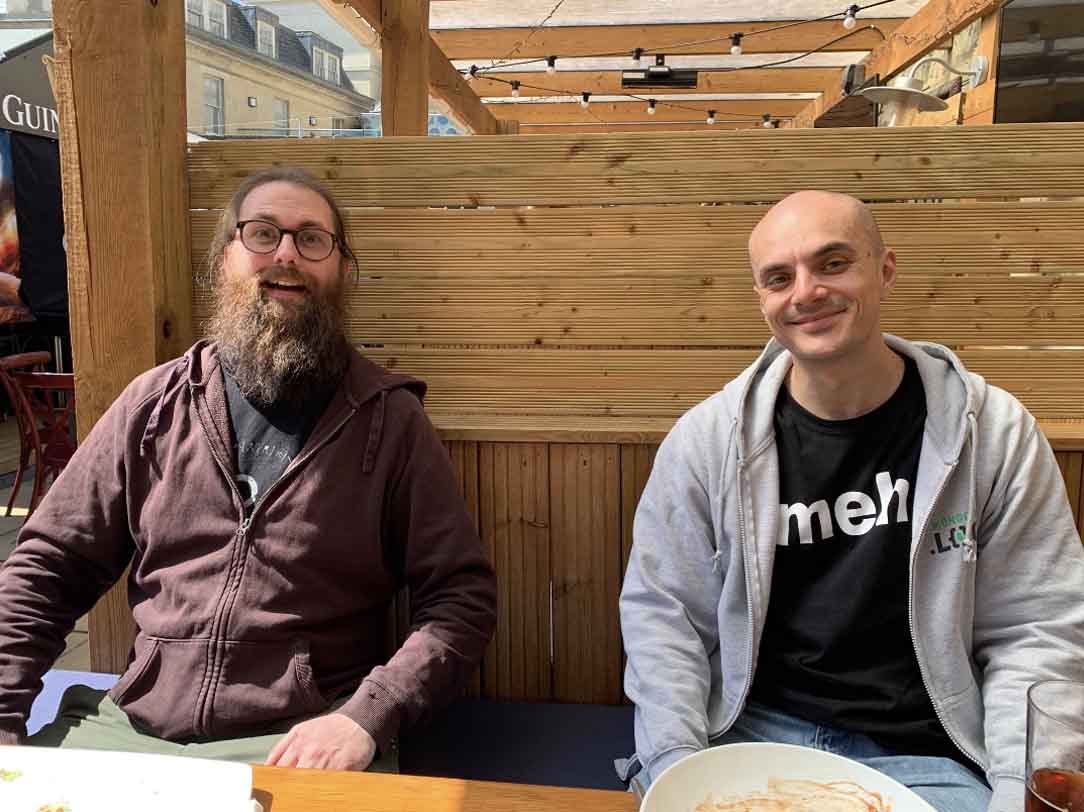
[251,766,640,812]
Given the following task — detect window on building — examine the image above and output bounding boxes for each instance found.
[208,0,227,37]
[313,46,326,80]
[327,54,340,83]
[186,0,204,28]
[257,20,276,58]
[203,75,225,136]
[273,98,290,131]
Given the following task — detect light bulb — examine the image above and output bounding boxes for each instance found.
[730,33,743,56]
[843,6,858,29]
[632,48,643,67]
[466,65,477,82]
[647,99,657,115]
[546,55,557,74]
[762,114,773,128]
[706,110,716,125]
[581,92,591,108]
[511,81,520,98]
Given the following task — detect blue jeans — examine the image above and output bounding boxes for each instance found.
[631,702,991,812]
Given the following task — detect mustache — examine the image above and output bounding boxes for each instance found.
[257,264,310,289]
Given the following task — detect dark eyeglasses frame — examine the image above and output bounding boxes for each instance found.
[235,219,343,262]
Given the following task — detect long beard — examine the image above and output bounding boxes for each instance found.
[208,266,349,407]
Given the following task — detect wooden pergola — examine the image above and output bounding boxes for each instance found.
[47,1,1082,677]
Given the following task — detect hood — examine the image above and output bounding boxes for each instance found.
[730,334,988,465]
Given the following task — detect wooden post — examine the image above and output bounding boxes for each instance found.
[52,0,192,672]
[381,0,431,135]
[962,10,1003,124]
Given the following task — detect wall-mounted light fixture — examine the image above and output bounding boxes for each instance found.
[247,96,258,108]
[855,55,989,126]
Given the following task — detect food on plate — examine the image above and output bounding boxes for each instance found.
[696,778,889,812]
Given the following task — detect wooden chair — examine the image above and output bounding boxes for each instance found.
[0,351,54,518]
[10,370,77,520]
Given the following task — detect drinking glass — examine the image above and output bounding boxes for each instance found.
[1026,679,1084,812]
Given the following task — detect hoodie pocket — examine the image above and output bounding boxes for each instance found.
[208,638,330,737]
[109,634,209,739]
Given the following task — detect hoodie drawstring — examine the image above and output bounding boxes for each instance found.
[962,412,979,562]
[139,358,190,458]
[362,389,387,474]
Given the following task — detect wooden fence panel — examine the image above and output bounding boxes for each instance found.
[478,443,552,700]
[550,444,623,704]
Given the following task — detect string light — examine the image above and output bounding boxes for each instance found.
[461,5,889,128]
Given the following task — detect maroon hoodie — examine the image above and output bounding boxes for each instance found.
[0,341,496,753]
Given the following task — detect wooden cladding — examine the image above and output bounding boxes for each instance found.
[452,440,651,703]
[454,441,1084,703]
[187,124,1084,208]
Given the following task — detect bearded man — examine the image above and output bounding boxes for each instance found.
[0,168,497,772]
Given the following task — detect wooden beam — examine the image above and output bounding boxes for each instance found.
[963,10,1002,125]
[316,0,380,47]
[52,0,192,672]
[492,99,806,124]
[429,39,505,135]
[343,0,383,33]
[342,0,505,134]
[381,0,430,135]
[431,20,905,59]
[791,0,1009,128]
[518,122,764,133]
[471,67,843,97]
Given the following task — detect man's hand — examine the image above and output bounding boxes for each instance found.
[264,712,377,771]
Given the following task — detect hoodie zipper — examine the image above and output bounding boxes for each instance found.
[907,457,986,772]
[192,400,358,737]
[720,456,757,735]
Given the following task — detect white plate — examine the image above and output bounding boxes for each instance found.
[0,745,260,812]
[641,742,937,812]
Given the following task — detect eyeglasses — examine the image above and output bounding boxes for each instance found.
[235,219,341,262]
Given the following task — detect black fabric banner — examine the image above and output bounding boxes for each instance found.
[10,130,67,328]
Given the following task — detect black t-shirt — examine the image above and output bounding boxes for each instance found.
[223,368,332,515]
[749,356,960,760]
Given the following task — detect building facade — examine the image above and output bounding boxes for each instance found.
[0,0,374,137]
[185,0,374,137]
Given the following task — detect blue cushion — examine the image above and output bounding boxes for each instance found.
[27,669,119,735]
[400,698,635,791]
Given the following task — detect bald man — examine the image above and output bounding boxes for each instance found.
[618,191,1084,812]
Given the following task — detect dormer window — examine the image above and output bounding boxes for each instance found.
[257,20,276,58]
[186,0,228,38]
[312,46,339,82]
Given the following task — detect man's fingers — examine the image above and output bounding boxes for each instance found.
[265,731,293,766]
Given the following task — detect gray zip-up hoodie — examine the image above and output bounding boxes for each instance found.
[620,335,1084,812]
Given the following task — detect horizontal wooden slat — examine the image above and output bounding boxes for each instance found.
[187,123,1084,208]
[428,413,1084,448]
[343,348,1084,423]
[491,99,808,124]
[470,68,844,98]
[191,201,1084,278]
[194,274,1084,347]
[431,20,904,59]
[191,201,1084,279]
